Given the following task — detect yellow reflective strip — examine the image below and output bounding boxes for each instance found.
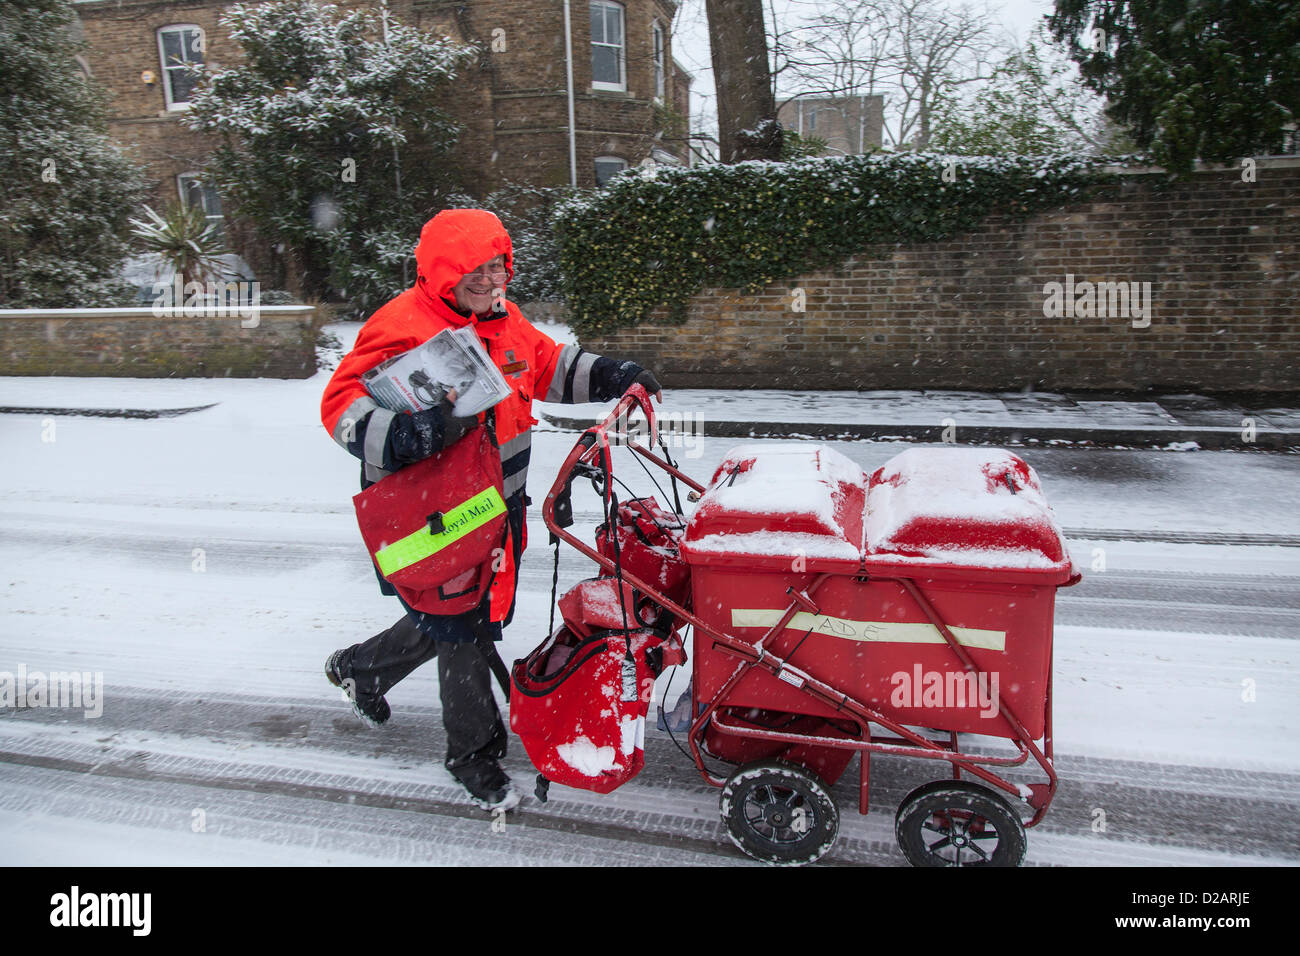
[729,609,1006,651]
[375,487,506,577]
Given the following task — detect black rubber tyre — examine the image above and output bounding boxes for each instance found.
[720,761,839,866]
[895,780,1027,867]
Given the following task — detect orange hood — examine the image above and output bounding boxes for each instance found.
[413,208,515,308]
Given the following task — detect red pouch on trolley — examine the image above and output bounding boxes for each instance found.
[352,425,508,616]
[595,497,690,605]
[510,626,665,794]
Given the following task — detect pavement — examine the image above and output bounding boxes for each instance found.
[538,389,1300,450]
[2,375,1297,450]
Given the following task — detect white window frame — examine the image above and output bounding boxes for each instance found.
[652,20,666,101]
[590,1,626,92]
[594,156,628,186]
[176,172,224,236]
[157,24,205,111]
[804,102,817,133]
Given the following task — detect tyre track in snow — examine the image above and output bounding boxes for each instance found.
[3,688,1297,865]
[0,731,864,866]
[1055,569,1300,639]
[0,762,738,867]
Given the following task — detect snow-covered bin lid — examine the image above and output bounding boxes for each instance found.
[682,444,866,569]
[863,448,1070,574]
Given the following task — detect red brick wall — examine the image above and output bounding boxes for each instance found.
[77,0,691,206]
[577,162,1300,393]
[409,0,690,188]
[76,0,233,208]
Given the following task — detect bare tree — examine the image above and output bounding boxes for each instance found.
[779,0,997,150]
[776,0,897,153]
[891,0,997,148]
[706,0,782,161]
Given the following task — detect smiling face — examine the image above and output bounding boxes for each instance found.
[451,254,508,316]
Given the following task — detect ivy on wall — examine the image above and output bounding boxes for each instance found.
[553,152,1116,336]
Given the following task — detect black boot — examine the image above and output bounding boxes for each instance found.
[325,649,391,727]
[450,756,520,811]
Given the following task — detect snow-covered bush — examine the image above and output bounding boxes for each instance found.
[553,152,1115,336]
[184,0,477,316]
[0,0,148,308]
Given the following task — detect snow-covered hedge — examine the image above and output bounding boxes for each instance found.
[553,153,1115,336]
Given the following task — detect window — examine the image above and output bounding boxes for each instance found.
[590,2,625,91]
[594,156,627,186]
[157,25,204,110]
[652,21,666,101]
[177,172,224,239]
[804,103,817,132]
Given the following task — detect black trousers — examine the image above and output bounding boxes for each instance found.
[338,612,507,775]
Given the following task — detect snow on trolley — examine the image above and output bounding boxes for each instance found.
[510,387,1081,866]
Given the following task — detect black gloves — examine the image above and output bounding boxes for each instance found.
[389,398,477,465]
[437,396,478,447]
[631,368,663,398]
[591,357,663,403]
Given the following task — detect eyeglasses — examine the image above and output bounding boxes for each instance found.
[462,269,509,285]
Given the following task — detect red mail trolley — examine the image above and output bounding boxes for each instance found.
[525,388,1080,866]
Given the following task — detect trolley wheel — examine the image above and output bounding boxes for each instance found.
[895,780,1027,867]
[720,761,839,866]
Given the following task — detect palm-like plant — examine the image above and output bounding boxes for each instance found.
[129,202,227,287]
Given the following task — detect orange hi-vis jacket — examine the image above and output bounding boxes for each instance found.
[321,209,644,623]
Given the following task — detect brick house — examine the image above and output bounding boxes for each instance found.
[72,0,693,276]
[777,94,884,155]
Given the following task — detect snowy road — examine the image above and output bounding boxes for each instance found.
[3,679,1297,866]
[2,373,1299,865]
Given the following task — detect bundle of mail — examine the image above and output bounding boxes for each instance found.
[362,326,512,418]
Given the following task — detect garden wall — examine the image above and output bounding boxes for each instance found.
[577,160,1300,392]
[0,306,319,378]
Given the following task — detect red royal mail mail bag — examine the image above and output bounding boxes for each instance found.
[352,425,507,616]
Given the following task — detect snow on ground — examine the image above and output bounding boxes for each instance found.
[2,325,1298,864]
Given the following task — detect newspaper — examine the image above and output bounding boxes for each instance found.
[361,326,512,418]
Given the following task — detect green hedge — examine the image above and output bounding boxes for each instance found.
[553,152,1116,336]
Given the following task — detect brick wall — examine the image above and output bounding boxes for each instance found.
[77,0,691,204]
[576,161,1300,393]
[76,0,235,209]
[0,307,319,378]
[407,0,690,188]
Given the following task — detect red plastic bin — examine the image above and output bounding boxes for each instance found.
[681,445,1074,742]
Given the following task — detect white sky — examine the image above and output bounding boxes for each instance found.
[670,0,1058,154]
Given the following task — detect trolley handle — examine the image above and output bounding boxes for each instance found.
[599,382,658,446]
[543,384,658,528]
